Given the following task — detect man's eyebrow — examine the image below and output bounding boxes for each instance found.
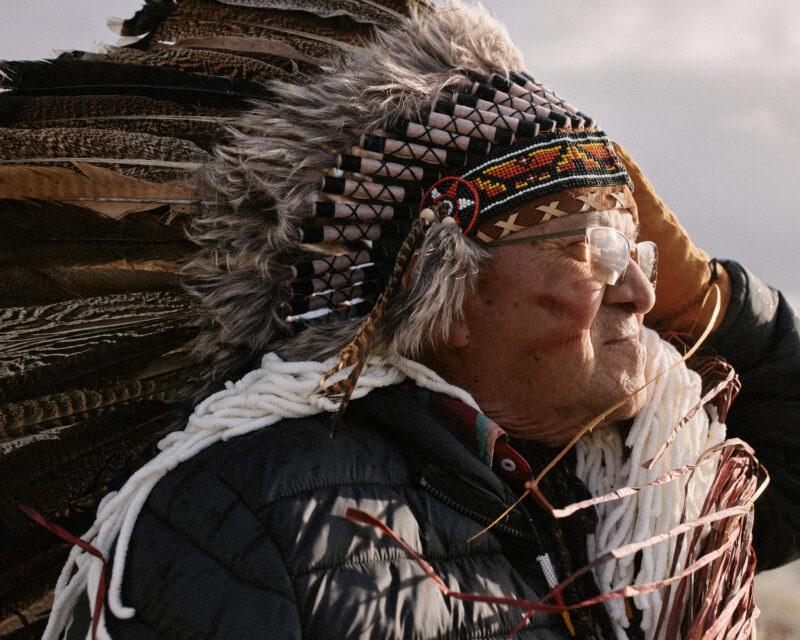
[583,210,605,224]
[584,209,628,225]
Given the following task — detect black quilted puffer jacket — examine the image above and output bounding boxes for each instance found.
[64,261,800,639]
[66,384,584,639]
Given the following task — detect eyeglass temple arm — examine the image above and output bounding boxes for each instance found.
[487,227,591,248]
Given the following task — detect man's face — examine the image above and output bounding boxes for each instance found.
[438,206,655,446]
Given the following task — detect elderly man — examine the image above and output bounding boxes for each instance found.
[44,3,799,640]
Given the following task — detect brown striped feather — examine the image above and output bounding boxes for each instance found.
[170,35,326,70]
[151,16,351,59]
[1,99,235,151]
[0,200,188,240]
[0,291,196,402]
[0,57,257,96]
[0,264,183,307]
[0,201,193,271]
[0,239,193,274]
[172,0,374,43]
[82,46,290,84]
[215,0,411,25]
[1,380,163,441]
[0,93,231,125]
[0,162,205,218]
[1,127,208,166]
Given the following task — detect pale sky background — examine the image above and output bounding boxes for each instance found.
[0,1,797,308]
[0,0,799,630]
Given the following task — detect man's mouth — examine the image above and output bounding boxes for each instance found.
[605,331,640,345]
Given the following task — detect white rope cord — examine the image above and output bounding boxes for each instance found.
[43,353,475,640]
[575,328,726,639]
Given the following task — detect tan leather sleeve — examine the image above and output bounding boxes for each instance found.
[613,142,731,335]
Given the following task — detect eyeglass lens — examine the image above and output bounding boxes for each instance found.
[587,227,657,286]
[635,242,657,286]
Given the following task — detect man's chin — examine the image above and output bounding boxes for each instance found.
[606,385,648,422]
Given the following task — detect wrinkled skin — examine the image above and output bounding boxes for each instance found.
[424,206,656,446]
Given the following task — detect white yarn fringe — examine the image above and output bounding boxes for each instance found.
[575,328,726,640]
[43,353,476,640]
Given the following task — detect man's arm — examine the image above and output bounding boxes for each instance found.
[706,261,800,570]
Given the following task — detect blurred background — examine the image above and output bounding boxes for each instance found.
[1,1,797,636]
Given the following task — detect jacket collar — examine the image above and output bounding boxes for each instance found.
[348,384,541,540]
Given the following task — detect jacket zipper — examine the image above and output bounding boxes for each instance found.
[420,475,571,635]
[419,475,542,546]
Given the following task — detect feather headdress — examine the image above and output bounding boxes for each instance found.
[1,1,638,625]
[189,0,636,401]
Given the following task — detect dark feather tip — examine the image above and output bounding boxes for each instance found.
[120,0,177,37]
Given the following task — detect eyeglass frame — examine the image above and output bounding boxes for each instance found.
[487,226,658,287]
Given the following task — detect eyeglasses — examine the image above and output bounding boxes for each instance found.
[488,226,658,287]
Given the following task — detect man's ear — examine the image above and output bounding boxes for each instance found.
[419,315,471,374]
[445,317,471,349]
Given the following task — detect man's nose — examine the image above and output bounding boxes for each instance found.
[602,258,656,314]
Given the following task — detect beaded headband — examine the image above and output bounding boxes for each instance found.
[419,131,635,242]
